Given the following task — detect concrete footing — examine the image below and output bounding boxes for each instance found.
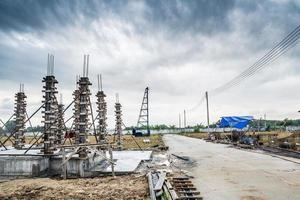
[0,156,49,178]
[0,154,105,179]
[0,148,152,179]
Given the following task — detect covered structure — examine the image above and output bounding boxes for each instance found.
[219,116,254,129]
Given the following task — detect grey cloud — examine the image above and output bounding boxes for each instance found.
[0,0,300,126]
[0,0,236,36]
[0,98,13,110]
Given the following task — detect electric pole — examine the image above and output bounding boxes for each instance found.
[205,91,210,134]
[179,113,181,130]
[184,110,186,133]
[264,113,267,130]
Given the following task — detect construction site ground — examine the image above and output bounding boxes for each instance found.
[0,134,166,200]
[0,174,148,200]
[164,134,300,200]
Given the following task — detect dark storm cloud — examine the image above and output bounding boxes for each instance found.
[143,0,235,34]
[0,0,235,35]
[0,0,300,126]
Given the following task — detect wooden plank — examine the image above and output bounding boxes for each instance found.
[173,183,194,187]
[178,191,201,195]
[163,184,173,200]
[174,185,195,187]
[165,180,178,200]
[173,180,192,183]
[147,172,157,200]
[176,196,203,200]
[154,172,166,191]
[173,177,189,180]
[175,187,197,191]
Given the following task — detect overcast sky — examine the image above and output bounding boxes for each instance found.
[0,0,299,128]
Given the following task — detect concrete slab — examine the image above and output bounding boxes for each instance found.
[104,150,152,172]
[0,145,59,155]
[164,134,300,200]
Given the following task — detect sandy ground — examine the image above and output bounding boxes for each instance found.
[164,134,300,200]
[0,175,149,200]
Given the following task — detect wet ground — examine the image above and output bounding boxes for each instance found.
[164,134,300,200]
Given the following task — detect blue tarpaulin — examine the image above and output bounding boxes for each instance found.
[219,116,254,129]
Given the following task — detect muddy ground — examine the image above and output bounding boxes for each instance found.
[0,175,149,200]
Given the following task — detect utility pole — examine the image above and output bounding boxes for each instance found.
[183,110,186,133]
[264,113,267,130]
[179,113,181,131]
[205,91,210,134]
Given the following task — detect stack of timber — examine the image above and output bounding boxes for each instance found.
[171,176,202,200]
[148,171,202,200]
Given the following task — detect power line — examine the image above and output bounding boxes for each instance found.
[210,25,300,95]
[186,94,206,112]
[187,25,300,111]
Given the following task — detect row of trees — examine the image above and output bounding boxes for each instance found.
[2,118,300,135]
[0,121,43,135]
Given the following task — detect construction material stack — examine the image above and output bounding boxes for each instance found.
[13,84,27,149]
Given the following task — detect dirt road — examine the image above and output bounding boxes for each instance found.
[164,134,300,200]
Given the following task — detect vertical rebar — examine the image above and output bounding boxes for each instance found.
[86,55,89,77]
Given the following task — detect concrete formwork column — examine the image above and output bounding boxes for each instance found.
[75,77,91,145]
[72,88,80,142]
[115,102,122,150]
[14,86,27,149]
[42,75,58,154]
[57,103,64,145]
[96,90,107,143]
